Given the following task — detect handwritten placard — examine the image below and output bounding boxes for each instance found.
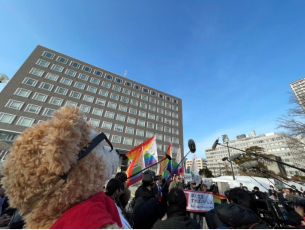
[184,190,214,212]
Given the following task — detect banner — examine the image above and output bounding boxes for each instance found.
[183,173,193,183]
[184,190,214,212]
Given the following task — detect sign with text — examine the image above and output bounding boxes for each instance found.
[183,173,193,183]
[202,178,213,189]
[184,190,214,212]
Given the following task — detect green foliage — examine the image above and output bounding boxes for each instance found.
[199,168,214,178]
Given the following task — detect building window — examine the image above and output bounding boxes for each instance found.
[43,108,56,117]
[124,81,132,87]
[138,102,146,109]
[78,73,89,81]
[148,113,155,120]
[123,137,133,145]
[96,98,106,106]
[121,96,129,103]
[172,129,179,135]
[134,84,141,91]
[92,108,103,116]
[51,64,64,72]
[82,66,92,73]
[122,88,131,95]
[142,88,149,93]
[141,95,148,101]
[25,104,42,114]
[46,72,59,81]
[70,91,82,99]
[65,69,77,77]
[36,59,50,68]
[139,110,146,118]
[173,137,179,144]
[164,135,171,142]
[136,129,144,137]
[112,135,122,144]
[102,81,111,88]
[42,51,55,59]
[93,70,103,77]
[149,97,156,104]
[166,96,171,101]
[172,113,178,119]
[159,94,164,99]
[157,108,164,114]
[5,100,24,110]
[127,117,136,125]
[105,74,113,81]
[70,61,81,69]
[22,77,38,87]
[115,78,123,84]
[55,87,68,95]
[147,122,154,129]
[57,56,68,64]
[156,124,163,131]
[157,100,164,106]
[165,103,171,109]
[49,97,63,106]
[16,117,35,127]
[99,90,109,97]
[114,124,124,132]
[156,115,163,122]
[39,82,54,91]
[90,77,100,85]
[113,85,121,92]
[87,86,97,94]
[146,131,154,138]
[60,77,73,86]
[80,104,91,113]
[107,102,117,109]
[90,118,100,127]
[118,105,128,112]
[33,92,48,102]
[30,68,44,77]
[149,105,156,112]
[172,120,178,126]
[105,111,115,119]
[130,99,138,107]
[164,126,171,133]
[151,91,156,96]
[102,121,112,130]
[125,127,134,134]
[0,113,16,124]
[173,99,178,104]
[132,92,140,98]
[138,119,145,127]
[165,110,171,116]
[157,144,162,151]
[116,114,126,122]
[74,82,85,90]
[83,95,94,103]
[135,139,143,146]
[110,93,119,100]
[65,101,78,107]
[129,108,137,115]
[165,118,171,125]
[156,133,163,141]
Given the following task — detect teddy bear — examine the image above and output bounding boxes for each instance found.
[1,106,122,228]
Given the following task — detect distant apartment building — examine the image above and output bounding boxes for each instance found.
[186,158,207,172]
[0,45,184,169]
[290,78,305,109]
[205,131,301,177]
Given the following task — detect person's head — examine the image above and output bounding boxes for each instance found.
[270,185,274,190]
[277,189,282,193]
[201,184,208,192]
[253,186,259,192]
[174,175,181,183]
[227,188,252,209]
[243,186,248,191]
[294,197,305,217]
[240,183,243,186]
[142,170,155,189]
[285,188,291,194]
[115,172,127,185]
[105,178,124,197]
[167,188,187,210]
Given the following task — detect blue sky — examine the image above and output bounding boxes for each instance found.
[1,0,305,159]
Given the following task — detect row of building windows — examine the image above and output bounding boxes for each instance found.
[23,75,179,112]
[40,52,179,104]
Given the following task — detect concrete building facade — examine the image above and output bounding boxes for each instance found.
[186,158,207,171]
[0,45,184,170]
[290,78,305,109]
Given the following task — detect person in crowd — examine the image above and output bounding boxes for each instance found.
[200,183,208,193]
[285,197,305,227]
[206,188,270,229]
[209,182,219,193]
[277,189,287,202]
[239,183,243,188]
[169,175,183,191]
[153,188,200,229]
[133,170,161,229]
[253,186,265,199]
[105,178,132,229]
[268,185,277,197]
[156,177,167,218]
[243,186,249,192]
[115,172,131,212]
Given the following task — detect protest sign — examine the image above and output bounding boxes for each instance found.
[184,190,214,212]
[202,178,213,189]
[183,173,192,183]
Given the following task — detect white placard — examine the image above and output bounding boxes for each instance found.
[184,190,214,212]
[183,173,193,183]
[202,178,213,189]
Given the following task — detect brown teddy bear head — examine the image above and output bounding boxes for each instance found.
[1,106,120,228]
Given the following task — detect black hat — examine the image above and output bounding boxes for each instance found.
[254,186,259,190]
[142,171,154,184]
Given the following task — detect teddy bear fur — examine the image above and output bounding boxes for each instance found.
[1,106,120,229]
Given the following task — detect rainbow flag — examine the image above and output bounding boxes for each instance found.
[126,147,145,187]
[213,193,227,207]
[159,142,172,177]
[190,154,198,178]
[126,136,158,167]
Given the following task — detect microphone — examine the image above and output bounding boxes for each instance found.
[165,154,172,160]
[240,161,258,169]
[222,157,228,161]
[212,138,219,150]
[229,154,242,161]
[188,139,196,153]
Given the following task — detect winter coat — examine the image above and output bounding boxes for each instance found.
[285,210,304,227]
[120,185,131,209]
[206,203,271,229]
[133,185,161,229]
[168,181,183,191]
[153,204,200,229]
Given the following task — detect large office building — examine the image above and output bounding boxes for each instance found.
[186,158,207,172]
[290,78,305,109]
[0,45,184,170]
[205,131,301,177]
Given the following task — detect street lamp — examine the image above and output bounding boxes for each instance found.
[0,74,9,83]
[222,135,235,180]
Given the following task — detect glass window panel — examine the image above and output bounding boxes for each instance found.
[70,61,81,69]
[30,68,44,77]
[90,77,100,85]
[60,77,73,86]
[33,92,48,102]
[49,97,63,106]
[83,95,94,103]
[78,73,89,81]
[46,73,59,81]
[42,51,55,59]
[118,105,128,112]
[17,117,35,127]
[0,113,16,124]
[57,56,68,64]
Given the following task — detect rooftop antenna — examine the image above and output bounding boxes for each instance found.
[124,70,127,78]
[0,74,9,83]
